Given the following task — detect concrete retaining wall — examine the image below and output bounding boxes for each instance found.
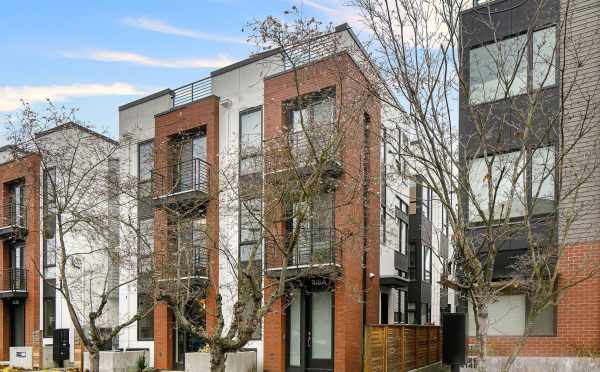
[185,351,257,372]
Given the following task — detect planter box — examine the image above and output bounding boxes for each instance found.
[83,350,149,372]
[10,347,32,369]
[185,351,257,372]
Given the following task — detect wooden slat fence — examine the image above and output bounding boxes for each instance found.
[365,324,442,372]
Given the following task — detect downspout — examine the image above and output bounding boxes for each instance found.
[361,112,371,365]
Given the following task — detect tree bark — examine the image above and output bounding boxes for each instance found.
[89,349,100,372]
[476,304,489,372]
[210,347,226,372]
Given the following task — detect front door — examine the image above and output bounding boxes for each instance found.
[9,303,25,346]
[173,299,206,370]
[287,285,334,372]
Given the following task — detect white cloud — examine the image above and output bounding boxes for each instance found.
[63,49,235,69]
[0,83,144,112]
[300,0,365,30]
[121,17,248,45]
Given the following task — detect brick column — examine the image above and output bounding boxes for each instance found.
[153,302,173,369]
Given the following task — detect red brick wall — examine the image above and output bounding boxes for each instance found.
[470,241,600,356]
[0,154,41,360]
[152,97,220,369]
[262,54,381,372]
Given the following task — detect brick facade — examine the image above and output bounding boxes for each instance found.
[262,54,381,372]
[469,241,600,356]
[0,153,41,360]
[152,96,220,369]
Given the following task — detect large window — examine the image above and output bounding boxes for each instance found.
[468,295,555,336]
[532,28,557,89]
[239,198,263,340]
[399,219,408,255]
[137,141,155,341]
[468,147,555,222]
[408,244,417,280]
[240,108,263,176]
[43,279,56,338]
[469,27,556,105]
[43,168,56,268]
[137,217,154,341]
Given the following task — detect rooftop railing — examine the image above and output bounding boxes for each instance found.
[172,77,213,108]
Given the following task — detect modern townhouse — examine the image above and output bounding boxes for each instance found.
[118,23,453,372]
[460,0,600,367]
[0,123,120,368]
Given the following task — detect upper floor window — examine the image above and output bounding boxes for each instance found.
[422,186,432,220]
[138,140,154,183]
[240,108,263,176]
[43,168,56,268]
[399,218,408,255]
[423,246,432,283]
[469,27,556,105]
[468,146,555,222]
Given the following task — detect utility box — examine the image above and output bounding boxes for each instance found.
[442,313,466,367]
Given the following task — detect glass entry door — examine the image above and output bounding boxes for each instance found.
[287,286,334,372]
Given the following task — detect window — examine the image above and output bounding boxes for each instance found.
[239,198,263,339]
[532,27,557,89]
[408,302,416,324]
[469,147,555,222]
[421,303,431,324]
[528,302,556,336]
[423,246,432,283]
[441,205,449,236]
[289,193,335,265]
[400,200,409,214]
[137,217,154,340]
[469,26,557,104]
[422,186,432,220]
[531,147,555,215]
[408,244,417,280]
[43,279,56,338]
[43,168,56,268]
[240,108,263,176]
[469,34,528,104]
[288,92,336,166]
[399,290,407,323]
[399,220,408,255]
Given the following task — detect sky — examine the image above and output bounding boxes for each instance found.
[0,0,364,145]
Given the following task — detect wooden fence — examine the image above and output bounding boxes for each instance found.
[364,324,442,372]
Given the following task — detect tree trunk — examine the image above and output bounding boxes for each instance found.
[89,350,101,372]
[210,347,226,372]
[476,305,489,372]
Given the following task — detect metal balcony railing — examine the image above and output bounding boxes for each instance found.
[264,124,342,174]
[1,201,27,229]
[156,244,209,281]
[152,158,210,198]
[0,268,27,292]
[172,77,213,108]
[266,227,340,270]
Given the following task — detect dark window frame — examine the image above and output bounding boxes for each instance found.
[239,106,263,177]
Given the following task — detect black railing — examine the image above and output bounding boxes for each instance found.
[0,268,27,292]
[172,77,213,108]
[157,244,209,281]
[1,201,27,229]
[266,227,340,268]
[152,158,210,198]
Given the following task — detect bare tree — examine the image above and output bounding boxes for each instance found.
[6,102,155,372]
[153,11,378,372]
[351,0,600,370]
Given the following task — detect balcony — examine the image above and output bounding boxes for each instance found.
[0,202,27,240]
[264,124,343,179]
[266,227,342,277]
[152,158,210,209]
[156,245,209,292]
[0,268,27,299]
